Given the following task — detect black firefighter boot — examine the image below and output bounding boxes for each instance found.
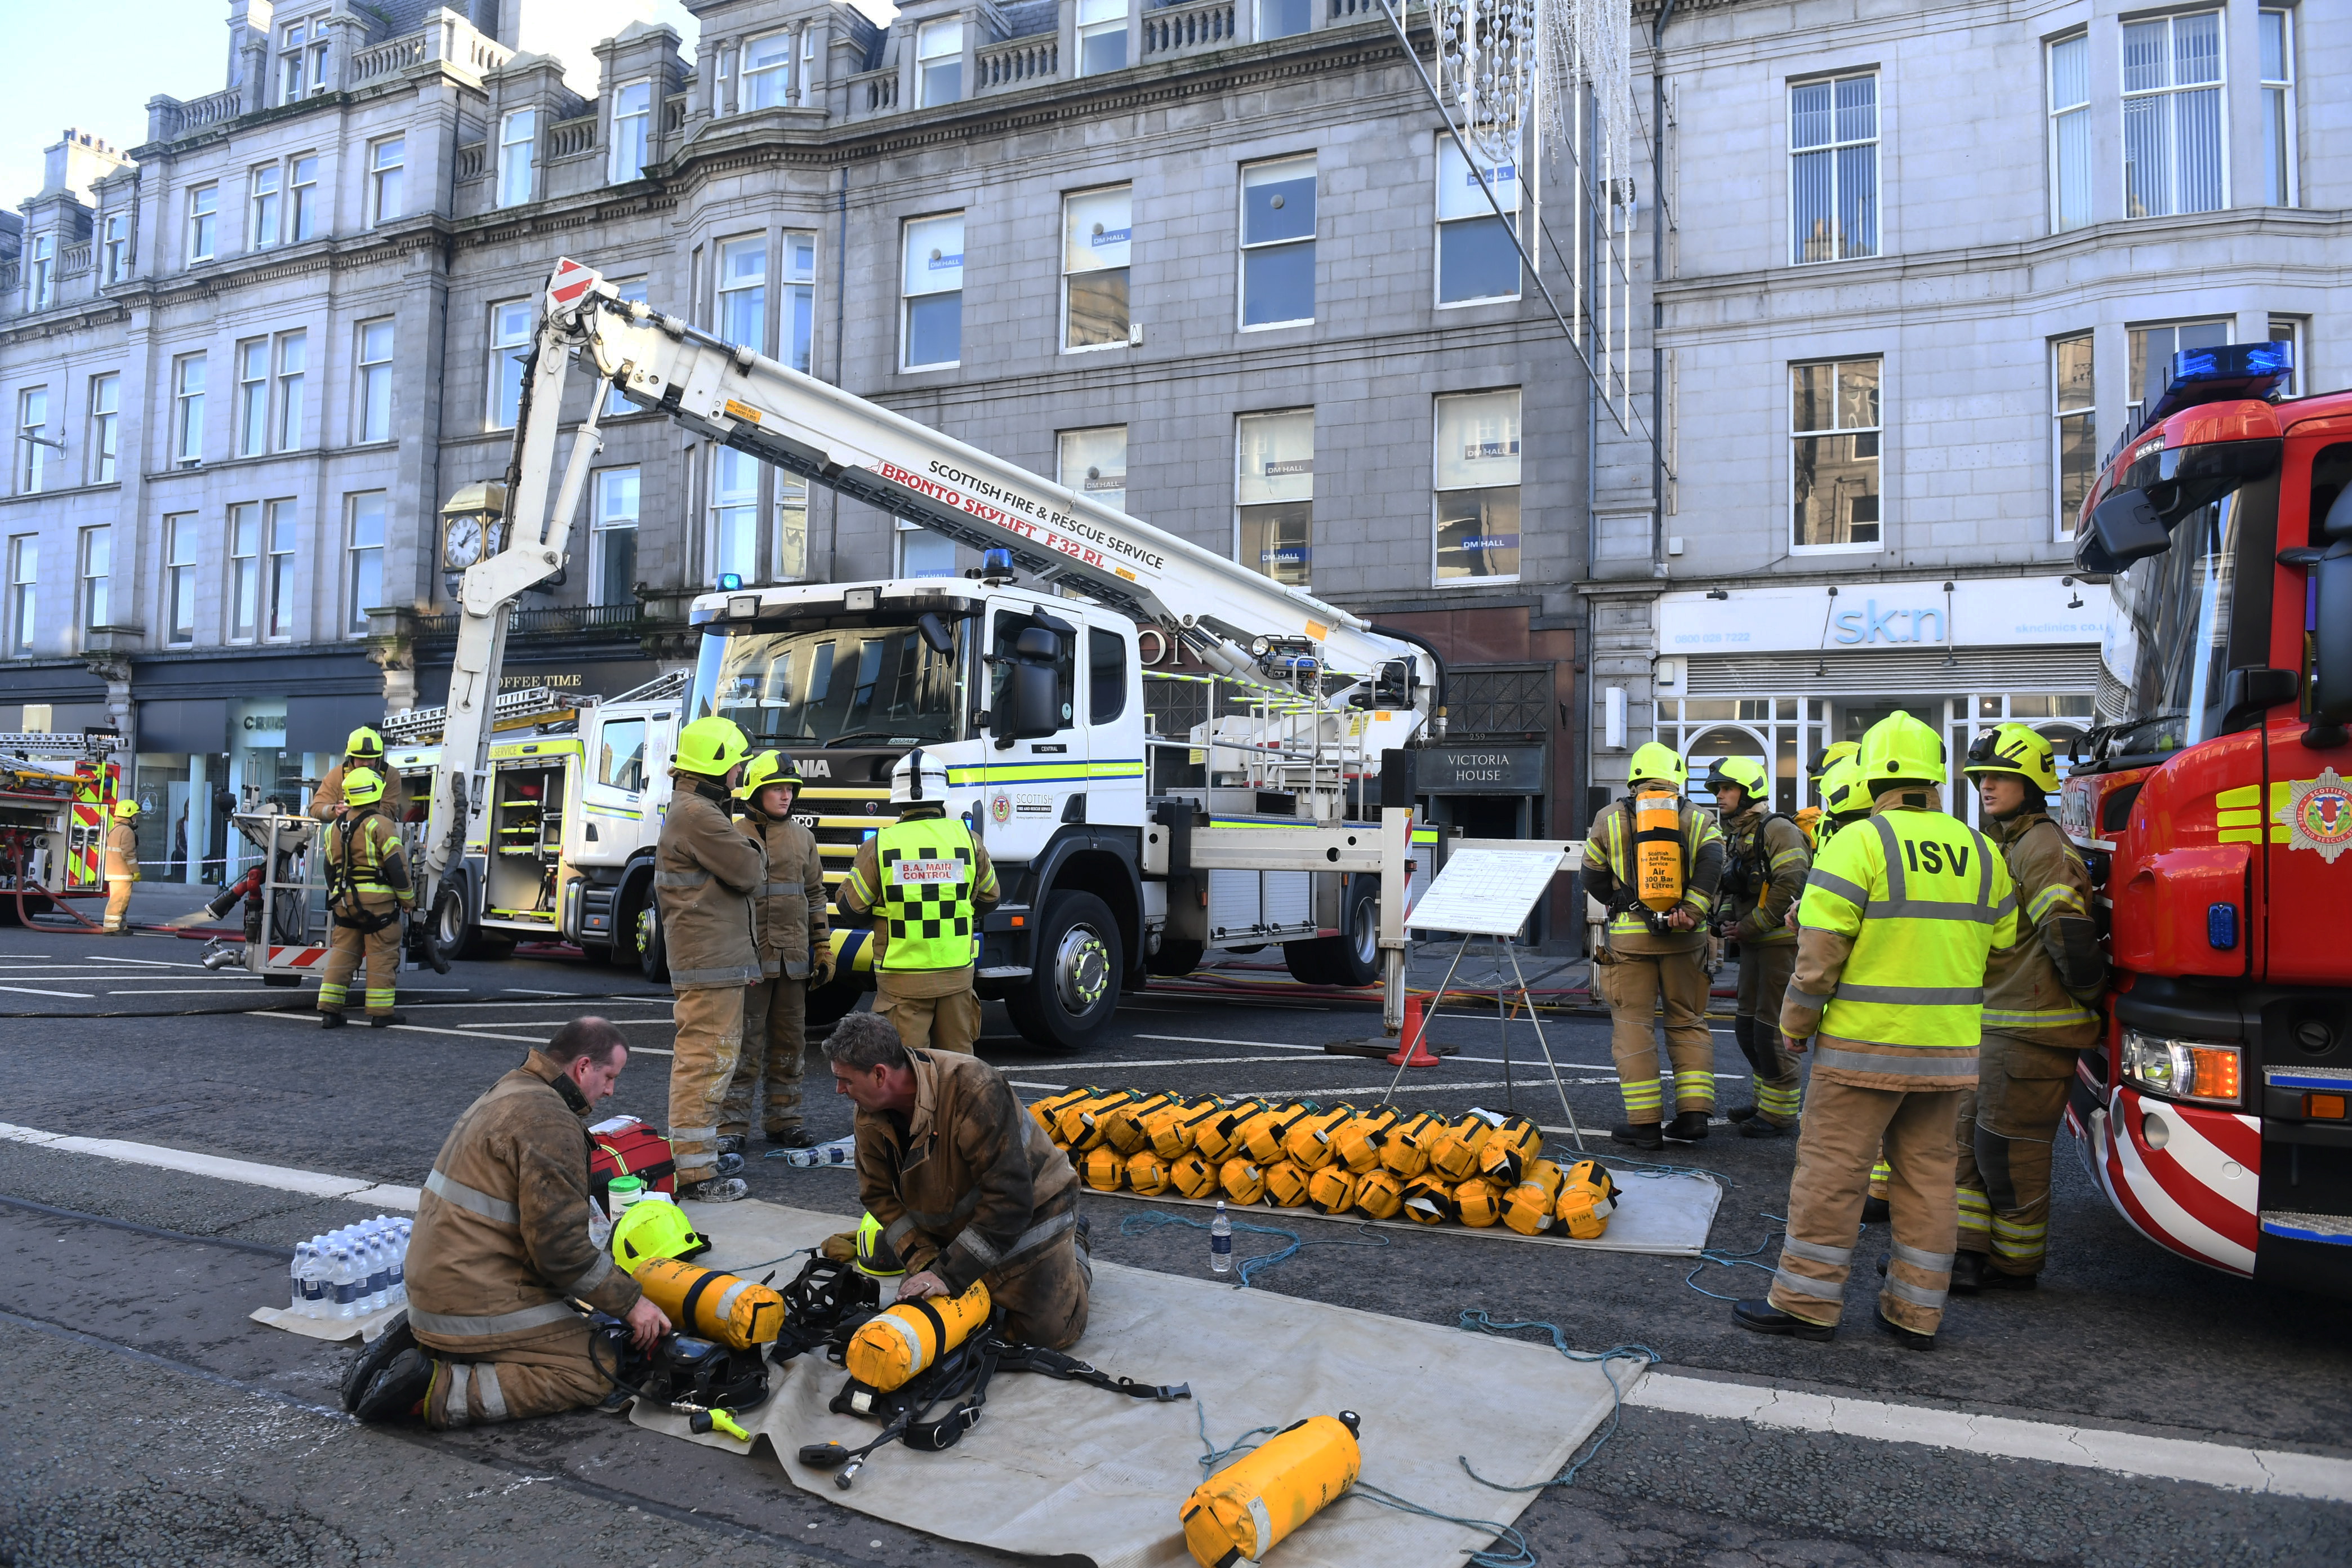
[1725,1018,1767,1122]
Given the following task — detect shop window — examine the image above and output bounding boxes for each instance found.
[1433,389,1521,583]
[1237,409,1312,587]
[1790,357,1881,549]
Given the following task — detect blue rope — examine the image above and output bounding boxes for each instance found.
[1451,1312,1661,1494]
[1116,1209,1390,1289]
[1681,1213,1789,1302]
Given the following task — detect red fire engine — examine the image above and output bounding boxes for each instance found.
[2063,339,2351,1297]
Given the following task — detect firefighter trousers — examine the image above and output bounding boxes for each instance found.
[874,977,981,1057]
[319,913,402,1017]
[1953,1031,2077,1279]
[721,974,809,1138]
[104,881,133,933]
[669,984,744,1184]
[1734,941,1802,1124]
[1769,1077,1961,1337]
[1594,947,1714,1123]
[421,1322,608,1430]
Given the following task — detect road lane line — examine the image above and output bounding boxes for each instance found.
[1135,1035,1331,1052]
[0,1121,420,1210]
[242,1011,674,1054]
[0,984,93,997]
[1626,1371,2352,1504]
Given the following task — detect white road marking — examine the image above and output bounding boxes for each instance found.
[1135,1034,1331,1052]
[84,956,202,968]
[502,987,582,996]
[0,984,93,997]
[0,1121,420,1211]
[244,1011,675,1054]
[1627,1371,2352,1505]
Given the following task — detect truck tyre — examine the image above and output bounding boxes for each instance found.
[1008,890,1122,1051]
[1147,937,1205,978]
[636,898,670,985]
[1281,876,1380,988]
[433,876,512,961]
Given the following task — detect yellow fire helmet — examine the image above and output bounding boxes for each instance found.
[1704,755,1770,805]
[1807,740,1860,781]
[610,1197,711,1271]
[735,749,806,801]
[1858,710,1943,789]
[1819,756,1873,822]
[112,798,141,819]
[340,768,386,808]
[854,1211,905,1279]
[1627,741,1687,793]
[674,715,752,778]
[1963,722,2061,794]
[345,725,386,759]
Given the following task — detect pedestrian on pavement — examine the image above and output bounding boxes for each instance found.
[101,798,140,934]
[720,751,834,1153]
[828,1010,1090,1348]
[836,749,999,1057]
[1954,724,2105,1292]
[1577,742,1726,1150]
[1709,756,1811,1138]
[654,715,763,1201]
[311,726,409,822]
[1736,712,2015,1351]
[343,1017,670,1427]
[318,767,415,1027]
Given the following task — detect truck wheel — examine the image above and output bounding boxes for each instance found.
[636,899,670,985]
[1282,876,1380,988]
[431,878,510,960]
[1008,891,1123,1050]
[1146,938,1204,978]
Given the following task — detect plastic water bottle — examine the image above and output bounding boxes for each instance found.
[302,1244,332,1317]
[362,1235,391,1313]
[1209,1200,1232,1276]
[330,1247,360,1319]
[290,1242,314,1314]
[386,1232,407,1309]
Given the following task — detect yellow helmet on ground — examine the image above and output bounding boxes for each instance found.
[734,750,805,801]
[1808,740,1860,781]
[341,768,386,807]
[674,716,752,778]
[113,798,141,820]
[1858,711,1943,789]
[1819,757,1872,821]
[611,1197,711,1270]
[1705,756,1769,805]
[854,1212,905,1277]
[1963,723,2061,794]
[346,725,386,759]
[1627,742,1687,793]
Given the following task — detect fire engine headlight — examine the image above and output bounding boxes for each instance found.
[2120,1029,2243,1106]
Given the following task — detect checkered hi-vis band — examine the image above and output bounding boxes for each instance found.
[881,841,974,943]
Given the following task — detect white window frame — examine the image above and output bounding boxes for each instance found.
[1434,134,1524,308]
[290,153,319,242]
[264,497,298,642]
[251,162,282,249]
[173,354,206,464]
[783,233,818,374]
[1234,408,1315,587]
[917,19,963,107]
[164,513,198,647]
[16,387,48,495]
[228,502,260,642]
[1788,71,1879,265]
[775,473,809,582]
[2260,8,2296,207]
[498,108,537,207]
[591,466,640,605]
[1239,155,1317,332]
[236,338,270,459]
[2121,11,2227,219]
[78,525,110,636]
[346,491,386,636]
[369,137,404,226]
[1058,425,1129,515]
[2047,34,2092,233]
[277,327,308,452]
[487,300,533,430]
[710,446,760,585]
[28,234,53,311]
[1432,388,1524,586]
[1076,0,1128,76]
[1061,185,1132,354]
[6,536,34,656]
[189,183,219,262]
[1257,0,1312,42]
[1788,356,1884,555]
[2268,315,2304,397]
[743,32,792,109]
[2126,317,2232,427]
[900,213,965,372]
[717,235,769,354]
[101,212,130,284]
[2051,332,2095,541]
[357,319,394,444]
[611,81,652,184]
[897,516,957,578]
[88,373,119,487]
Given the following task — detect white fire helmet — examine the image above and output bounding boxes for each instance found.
[889,747,955,808]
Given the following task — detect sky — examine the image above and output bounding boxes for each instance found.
[2,0,706,211]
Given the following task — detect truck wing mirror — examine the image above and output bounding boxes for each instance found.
[917,612,955,656]
[2311,545,2352,737]
[2220,666,2299,733]
[2077,488,2171,576]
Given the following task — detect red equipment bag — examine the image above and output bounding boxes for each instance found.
[589,1116,678,1206]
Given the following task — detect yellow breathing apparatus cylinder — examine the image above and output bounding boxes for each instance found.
[1280,1104,1356,1170]
[1153,1095,1233,1160]
[843,1280,992,1393]
[1126,1150,1173,1196]
[1554,1159,1620,1240]
[1378,1112,1442,1178]
[1331,1106,1402,1174]
[1029,1086,1093,1141]
[1241,1103,1318,1166]
[1633,790,1687,914]
[1400,1173,1455,1225]
[1220,1157,1267,1206]
[1170,1152,1222,1199]
[1102,1090,1182,1156]
[1081,1144,1127,1192]
[1063,1088,1143,1151]
[1427,1110,1500,1182]
[1501,1159,1565,1236]
[1264,1160,1313,1209]
[630,1258,788,1352]
[1180,1411,1362,1568]
[1305,1164,1358,1215]
[1455,1177,1506,1228]
[1474,1114,1544,1186]
[1353,1168,1406,1220]
[1194,1099,1269,1162]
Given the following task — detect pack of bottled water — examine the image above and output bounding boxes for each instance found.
[289,1215,413,1320]
[764,1135,857,1168]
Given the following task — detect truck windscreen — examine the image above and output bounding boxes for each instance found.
[694,618,971,749]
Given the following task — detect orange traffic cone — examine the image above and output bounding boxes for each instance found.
[1387,994,1441,1068]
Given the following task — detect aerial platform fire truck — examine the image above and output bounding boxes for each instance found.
[2063,339,2352,1296]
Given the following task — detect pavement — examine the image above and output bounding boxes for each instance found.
[1,919,2348,1567]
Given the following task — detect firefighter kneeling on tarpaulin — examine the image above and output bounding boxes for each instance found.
[827,1011,1090,1349]
[342,1018,671,1426]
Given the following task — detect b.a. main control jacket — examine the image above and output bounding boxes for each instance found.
[406,1049,641,1353]
[654,772,765,991]
[737,797,827,979]
[854,1048,1077,1299]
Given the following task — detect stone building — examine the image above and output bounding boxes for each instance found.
[1586,0,2345,826]
[0,0,1602,888]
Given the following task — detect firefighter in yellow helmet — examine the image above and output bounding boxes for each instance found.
[313,725,410,823]
[318,768,416,1026]
[654,715,763,1201]
[837,749,1001,1057]
[1952,723,2104,1292]
[101,798,141,934]
[1794,741,1862,849]
[1706,756,1810,1137]
[720,751,834,1153]
[1575,742,1726,1150]
[1735,712,2014,1350]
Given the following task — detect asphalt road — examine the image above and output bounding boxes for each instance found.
[1,921,2347,1568]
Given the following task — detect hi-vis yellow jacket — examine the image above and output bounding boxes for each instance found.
[1781,789,2017,1090]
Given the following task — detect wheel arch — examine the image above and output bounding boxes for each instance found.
[1019,826,1144,965]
